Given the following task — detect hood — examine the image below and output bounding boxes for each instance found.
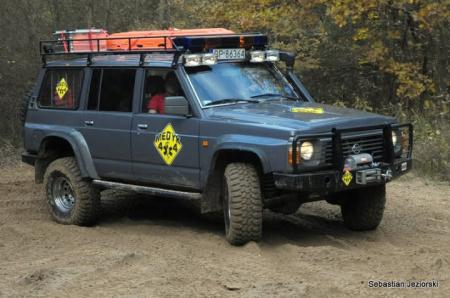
[205,101,396,132]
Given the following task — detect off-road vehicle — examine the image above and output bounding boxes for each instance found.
[22,28,413,245]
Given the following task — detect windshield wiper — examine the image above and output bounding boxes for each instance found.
[204,98,260,107]
[250,93,299,101]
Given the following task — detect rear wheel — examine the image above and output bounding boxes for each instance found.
[341,184,386,231]
[44,157,100,226]
[222,163,263,245]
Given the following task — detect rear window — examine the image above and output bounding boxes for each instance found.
[87,69,135,112]
[38,69,83,109]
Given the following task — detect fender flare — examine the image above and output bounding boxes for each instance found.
[209,134,279,174]
[38,130,98,179]
[210,144,271,173]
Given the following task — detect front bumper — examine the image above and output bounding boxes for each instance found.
[273,158,412,193]
[278,123,413,193]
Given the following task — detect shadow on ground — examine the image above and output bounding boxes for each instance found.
[99,189,360,248]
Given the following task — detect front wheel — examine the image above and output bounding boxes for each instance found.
[44,157,100,226]
[222,163,263,245]
[341,184,386,231]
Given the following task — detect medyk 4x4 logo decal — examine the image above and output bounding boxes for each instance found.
[56,78,69,100]
[154,123,183,165]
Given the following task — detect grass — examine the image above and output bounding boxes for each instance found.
[406,114,450,181]
[0,138,21,168]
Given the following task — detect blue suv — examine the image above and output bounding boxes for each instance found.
[21,30,413,245]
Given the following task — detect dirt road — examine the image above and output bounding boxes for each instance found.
[0,164,449,297]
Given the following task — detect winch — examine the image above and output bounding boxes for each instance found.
[343,153,392,185]
[344,153,373,170]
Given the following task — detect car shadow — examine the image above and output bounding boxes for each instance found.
[99,190,224,235]
[99,190,369,248]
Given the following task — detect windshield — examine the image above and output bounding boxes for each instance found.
[185,62,299,107]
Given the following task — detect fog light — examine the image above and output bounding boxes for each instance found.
[250,51,265,63]
[184,54,202,67]
[202,53,217,65]
[265,50,280,62]
[300,141,314,160]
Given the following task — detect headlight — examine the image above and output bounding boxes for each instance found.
[300,141,314,160]
[392,131,398,146]
[392,130,402,154]
[288,140,315,166]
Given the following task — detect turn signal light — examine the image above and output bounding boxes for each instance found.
[288,146,301,166]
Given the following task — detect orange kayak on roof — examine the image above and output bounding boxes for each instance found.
[54,29,109,53]
[107,28,235,51]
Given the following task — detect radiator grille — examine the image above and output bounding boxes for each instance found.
[323,132,385,163]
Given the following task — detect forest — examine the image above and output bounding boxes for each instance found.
[0,0,448,179]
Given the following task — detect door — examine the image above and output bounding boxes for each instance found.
[79,68,136,180]
[131,69,200,189]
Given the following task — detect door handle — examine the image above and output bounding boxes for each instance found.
[137,124,148,129]
[84,120,94,126]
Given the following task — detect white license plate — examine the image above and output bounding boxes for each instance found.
[213,48,246,60]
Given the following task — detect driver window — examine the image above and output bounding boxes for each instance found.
[143,69,185,114]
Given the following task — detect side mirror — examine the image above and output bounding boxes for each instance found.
[165,96,190,117]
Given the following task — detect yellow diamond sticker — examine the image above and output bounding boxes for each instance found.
[291,107,324,114]
[342,170,353,186]
[154,123,183,165]
[56,78,69,100]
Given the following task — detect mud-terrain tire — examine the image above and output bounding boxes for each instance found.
[44,157,100,226]
[222,163,263,245]
[341,184,386,231]
[20,90,32,126]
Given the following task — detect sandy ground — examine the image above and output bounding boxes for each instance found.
[0,164,449,297]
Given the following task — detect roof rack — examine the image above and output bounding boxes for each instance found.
[40,32,268,67]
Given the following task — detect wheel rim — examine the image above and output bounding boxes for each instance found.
[222,178,231,233]
[52,176,76,213]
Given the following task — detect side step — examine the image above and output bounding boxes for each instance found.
[92,180,202,200]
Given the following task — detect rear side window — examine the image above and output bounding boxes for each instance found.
[88,69,135,112]
[38,69,83,109]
